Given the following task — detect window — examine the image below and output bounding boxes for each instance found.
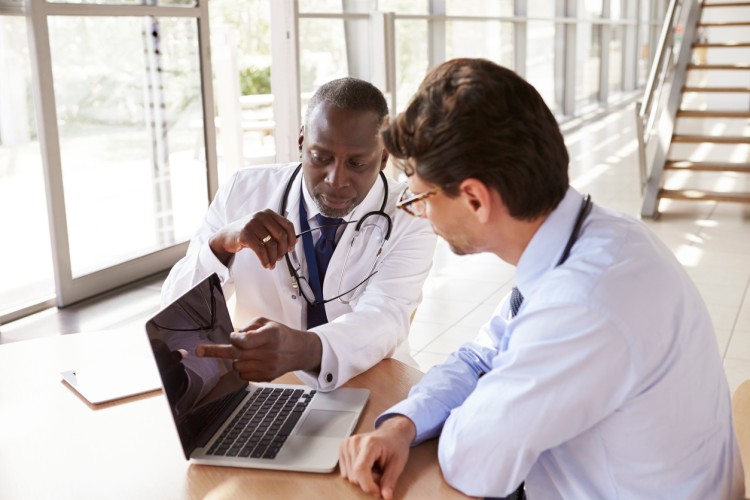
[609,25,625,97]
[47,16,208,277]
[299,17,350,94]
[576,22,602,107]
[6,0,217,311]
[3,0,670,323]
[527,21,563,115]
[394,18,428,113]
[446,20,514,70]
[209,0,274,181]
[0,14,54,317]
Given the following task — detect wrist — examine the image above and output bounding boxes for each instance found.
[302,331,323,372]
[378,415,417,445]
[209,233,233,266]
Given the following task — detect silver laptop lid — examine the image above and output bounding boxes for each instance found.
[145,273,247,459]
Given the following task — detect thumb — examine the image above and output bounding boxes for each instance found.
[378,458,405,500]
[239,316,271,332]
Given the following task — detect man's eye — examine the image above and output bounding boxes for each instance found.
[311,154,330,164]
[349,161,367,169]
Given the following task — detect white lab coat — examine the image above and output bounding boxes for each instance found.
[162,163,437,391]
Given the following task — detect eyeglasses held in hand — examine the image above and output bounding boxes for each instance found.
[294,219,356,238]
[284,212,391,306]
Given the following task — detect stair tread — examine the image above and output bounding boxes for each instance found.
[702,2,750,6]
[688,63,750,69]
[658,189,750,203]
[672,135,750,144]
[698,22,750,26]
[665,161,750,171]
[677,110,750,118]
[693,42,750,47]
[683,86,750,92]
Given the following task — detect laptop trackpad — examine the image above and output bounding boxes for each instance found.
[297,410,354,438]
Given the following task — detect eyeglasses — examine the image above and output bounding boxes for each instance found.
[396,186,442,218]
[284,213,390,306]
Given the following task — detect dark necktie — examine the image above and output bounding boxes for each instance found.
[306,214,343,329]
[510,286,524,318]
[314,214,342,282]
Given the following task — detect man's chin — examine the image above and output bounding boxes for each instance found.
[448,243,469,256]
[438,232,473,256]
[316,198,355,218]
[320,206,353,218]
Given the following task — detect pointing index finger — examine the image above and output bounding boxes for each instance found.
[196,343,242,359]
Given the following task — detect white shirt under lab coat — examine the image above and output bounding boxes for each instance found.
[381,187,743,499]
[162,163,437,391]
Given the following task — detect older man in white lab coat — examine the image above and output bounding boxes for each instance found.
[162,77,436,391]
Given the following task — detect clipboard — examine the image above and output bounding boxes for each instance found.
[61,355,161,405]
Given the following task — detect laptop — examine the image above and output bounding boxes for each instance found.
[145,273,369,473]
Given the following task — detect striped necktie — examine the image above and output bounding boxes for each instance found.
[306,214,343,329]
[510,286,524,317]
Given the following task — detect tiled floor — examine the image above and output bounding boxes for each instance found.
[3,104,750,394]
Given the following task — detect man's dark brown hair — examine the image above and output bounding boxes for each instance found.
[383,58,569,220]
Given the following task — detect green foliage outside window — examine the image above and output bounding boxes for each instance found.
[239,66,271,95]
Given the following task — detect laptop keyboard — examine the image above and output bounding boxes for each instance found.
[206,387,316,459]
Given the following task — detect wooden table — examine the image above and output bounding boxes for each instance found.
[0,330,472,499]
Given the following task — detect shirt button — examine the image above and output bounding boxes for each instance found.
[325,373,333,383]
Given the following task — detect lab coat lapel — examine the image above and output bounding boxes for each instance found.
[273,165,306,327]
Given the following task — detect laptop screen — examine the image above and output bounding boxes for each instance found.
[146,273,247,458]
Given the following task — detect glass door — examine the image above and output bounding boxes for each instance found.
[0,9,55,321]
[27,0,218,306]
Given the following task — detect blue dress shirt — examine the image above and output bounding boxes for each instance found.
[381,187,744,499]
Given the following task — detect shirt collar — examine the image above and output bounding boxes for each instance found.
[515,187,583,297]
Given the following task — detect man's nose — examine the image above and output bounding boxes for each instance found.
[325,160,350,188]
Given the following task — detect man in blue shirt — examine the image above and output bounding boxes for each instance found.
[339,58,743,499]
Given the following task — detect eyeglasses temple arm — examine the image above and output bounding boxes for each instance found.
[294,219,357,238]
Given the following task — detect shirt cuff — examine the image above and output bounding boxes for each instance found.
[294,331,340,391]
[197,241,231,284]
[375,395,444,445]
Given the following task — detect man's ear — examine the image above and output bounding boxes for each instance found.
[379,148,389,171]
[298,126,304,152]
[459,178,492,223]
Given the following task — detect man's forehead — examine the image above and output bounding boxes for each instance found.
[305,115,383,151]
[306,103,383,130]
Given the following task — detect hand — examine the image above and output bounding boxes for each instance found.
[195,317,323,381]
[339,416,416,500]
[209,209,296,269]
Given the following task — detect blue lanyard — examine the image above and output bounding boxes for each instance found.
[298,188,325,303]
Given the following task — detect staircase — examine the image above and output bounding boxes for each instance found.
[641,1,750,216]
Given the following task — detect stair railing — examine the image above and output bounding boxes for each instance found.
[635,0,703,218]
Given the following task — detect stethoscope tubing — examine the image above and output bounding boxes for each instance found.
[279,163,393,305]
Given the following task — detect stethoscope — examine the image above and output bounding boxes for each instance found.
[557,193,593,267]
[279,163,393,305]
[499,193,592,347]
